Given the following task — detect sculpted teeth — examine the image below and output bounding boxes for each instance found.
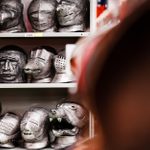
[57,118,62,122]
[49,118,53,122]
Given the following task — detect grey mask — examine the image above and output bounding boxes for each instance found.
[20,107,49,149]
[52,50,75,83]
[24,46,57,83]
[0,0,26,32]
[0,112,20,148]
[56,0,89,32]
[49,102,88,149]
[0,45,27,83]
[28,0,57,32]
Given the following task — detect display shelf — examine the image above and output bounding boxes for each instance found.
[0,32,90,38]
[0,83,77,88]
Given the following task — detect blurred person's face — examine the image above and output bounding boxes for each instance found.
[104,56,150,150]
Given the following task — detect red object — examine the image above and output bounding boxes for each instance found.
[97,5,106,17]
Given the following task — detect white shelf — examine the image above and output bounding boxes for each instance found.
[0,83,77,88]
[0,32,90,38]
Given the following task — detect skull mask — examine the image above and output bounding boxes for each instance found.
[20,107,49,149]
[0,0,26,32]
[49,102,88,149]
[28,0,57,32]
[0,112,20,148]
[24,46,57,83]
[0,45,27,83]
[56,0,89,32]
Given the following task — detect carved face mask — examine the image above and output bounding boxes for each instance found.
[49,102,88,149]
[56,0,88,31]
[53,51,75,83]
[28,0,57,32]
[0,46,27,83]
[24,47,56,82]
[21,107,49,142]
[0,0,26,32]
[0,113,20,148]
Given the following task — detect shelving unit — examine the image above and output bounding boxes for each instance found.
[0,0,96,149]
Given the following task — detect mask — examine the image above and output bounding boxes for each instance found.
[0,45,27,83]
[56,0,89,32]
[24,46,57,83]
[53,50,75,83]
[21,107,49,149]
[28,0,57,32]
[0,112,20,148]
[0,0,26,32]
[49,102,88,149]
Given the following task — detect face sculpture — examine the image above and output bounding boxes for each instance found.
[56,0,89,32]
[0,0,26,32]
[28,0,57,32]
[0,45,27,83]
[0,112,20,148]
[49,102,88,149]
[53,50,75,83]
[24,46,57,83]
[20,107,49,149]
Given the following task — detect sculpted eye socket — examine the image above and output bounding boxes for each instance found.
[71,105,76,110]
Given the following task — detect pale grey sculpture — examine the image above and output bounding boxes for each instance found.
[24,46,57,83]
[56,0,89,32]
[0,0,26,32]
[20,107,49,149]
[49,102,88,149]
[0,112,20,148]
[28,0,57,32]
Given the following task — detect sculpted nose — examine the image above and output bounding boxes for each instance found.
[3,60,11,70]
[0,12,9,24]
[51,109,57,115]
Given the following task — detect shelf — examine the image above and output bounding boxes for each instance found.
[0,83,77,88]
[0,148,54,150]
[0,32,90,38]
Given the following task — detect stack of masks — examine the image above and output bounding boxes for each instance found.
[0,0,89,32]
[0,102,88,149]
[0,45,75,83]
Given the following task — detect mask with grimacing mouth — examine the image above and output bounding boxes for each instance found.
[49,102,88,149]
[20,107,49,149]
[0,45,27,83]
